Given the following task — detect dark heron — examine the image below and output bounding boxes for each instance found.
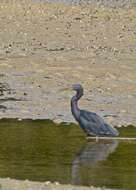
[71,84,119,137]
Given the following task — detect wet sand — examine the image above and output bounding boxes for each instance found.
[0,1,136,127]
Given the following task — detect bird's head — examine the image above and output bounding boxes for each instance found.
[72,84,84,95]
[61,84,84,96]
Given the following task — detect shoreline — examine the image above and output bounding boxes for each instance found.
[0,178,118,190]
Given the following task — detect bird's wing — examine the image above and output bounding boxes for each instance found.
[79,110,118,136]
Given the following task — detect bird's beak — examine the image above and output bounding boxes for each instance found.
[60,87,71,91]
[60,85,72,92]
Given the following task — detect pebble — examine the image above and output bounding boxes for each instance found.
[18,118,22,121]
[45,181,51,185]
[53,118,63,124]
[54,182,60,185]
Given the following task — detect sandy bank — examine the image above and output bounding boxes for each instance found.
[0,178,118,190]
[0,2,135,126]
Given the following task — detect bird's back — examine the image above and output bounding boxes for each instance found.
[79,110,119,137]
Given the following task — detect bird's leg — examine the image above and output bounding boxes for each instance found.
[95,136,99,142]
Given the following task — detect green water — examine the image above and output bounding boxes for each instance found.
[0,119,136,190]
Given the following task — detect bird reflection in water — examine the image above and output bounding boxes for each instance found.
[71,140,118,185]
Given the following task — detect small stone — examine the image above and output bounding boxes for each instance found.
[53,118,63,124]
[45,181,51,185]
[5,50,10,54]
[54,181,59,185]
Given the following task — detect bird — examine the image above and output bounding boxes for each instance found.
[71,84,119,137]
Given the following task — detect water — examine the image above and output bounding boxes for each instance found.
[0,119,136,190]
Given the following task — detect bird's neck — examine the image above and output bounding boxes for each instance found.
[71,91,83,121]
